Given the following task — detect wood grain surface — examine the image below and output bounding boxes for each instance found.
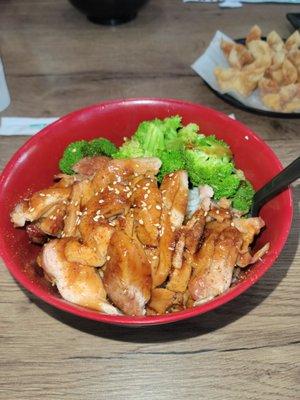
[0,1,299,399]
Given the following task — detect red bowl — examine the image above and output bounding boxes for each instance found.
[0,98,293,326]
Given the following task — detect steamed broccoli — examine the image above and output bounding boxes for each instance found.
[59,137,117,174]
[232,180,255,212]
[193,135,232,159]
[87,138,117,157]
[184,149,239,199]
[166,123,201,150]
[157,150,186,182]
[134,119,165,156]
[59,140,89,174]
[132,116,182,156]
[113,139,144,159]
[112,115,182,160]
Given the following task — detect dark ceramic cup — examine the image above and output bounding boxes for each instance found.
[69,0,149,25]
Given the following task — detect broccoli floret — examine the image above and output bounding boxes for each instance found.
[232,180,255,212]
[184,149,239,199]
[193,135,233,160]
[59,140,89,174]
[166,123,201,150]
[133,119,165,156]
[113,139,144,159]
[157,150,186,182]
[161,115,182,141]
[132,116,182,156]
[87,138,117,157]
[212,174,241,199]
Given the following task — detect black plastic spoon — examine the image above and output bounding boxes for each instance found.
[250,157,300,217]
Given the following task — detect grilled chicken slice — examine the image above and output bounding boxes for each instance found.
[63,181,85,237]
[109,157,162,177]
[132,176,162,246]
[64,222,115,267]
[237,242,270,267]
[232,217,265,253]
[41,238,120,314]
[73,156,161,177]
[189,226,243,303]
[11,187,71,227]
[148,288,183,314]
[153,171,189,287]
[73,156,111,176]
[103,230,152,316]
[167,209,206,292]
[232,217,269,268]
[167,254,193,293]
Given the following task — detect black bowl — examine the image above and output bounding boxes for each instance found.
[69,0,149,25]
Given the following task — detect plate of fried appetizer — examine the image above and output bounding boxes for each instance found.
[0,99,293,326]
[192,26,300,118]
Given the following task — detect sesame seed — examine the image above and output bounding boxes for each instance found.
[99,270,104,278]
[133,172,138,177]
[39,193,45,197]
[63,200,68,205]
[204,211,208,217]
[49,215,54,220]
[168,247,174,251]
[115,189,120,195]
[106,256,111,261]
[144,194,149,199]
[231,222,234,227]
[61,232,65,237]
[46,194,51,197]
[76,211,82,216]
[53,216,57,220]
[139,219,144,225]
[155,205,161,210]
[152,256,158,260]
[96,210,101,215]
[95,192,99,196]
[29,207,35,212]
[112,181,117,185]
[99,199,104,204]
[148,205,152,210]
[74,201,79,207]
[145,182,150,187]
[63,215,67,220]
[216,210,220,214]
[126,192,132,198]
[169,173,174,177]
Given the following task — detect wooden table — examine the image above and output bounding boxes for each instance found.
[1,1,299,399]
